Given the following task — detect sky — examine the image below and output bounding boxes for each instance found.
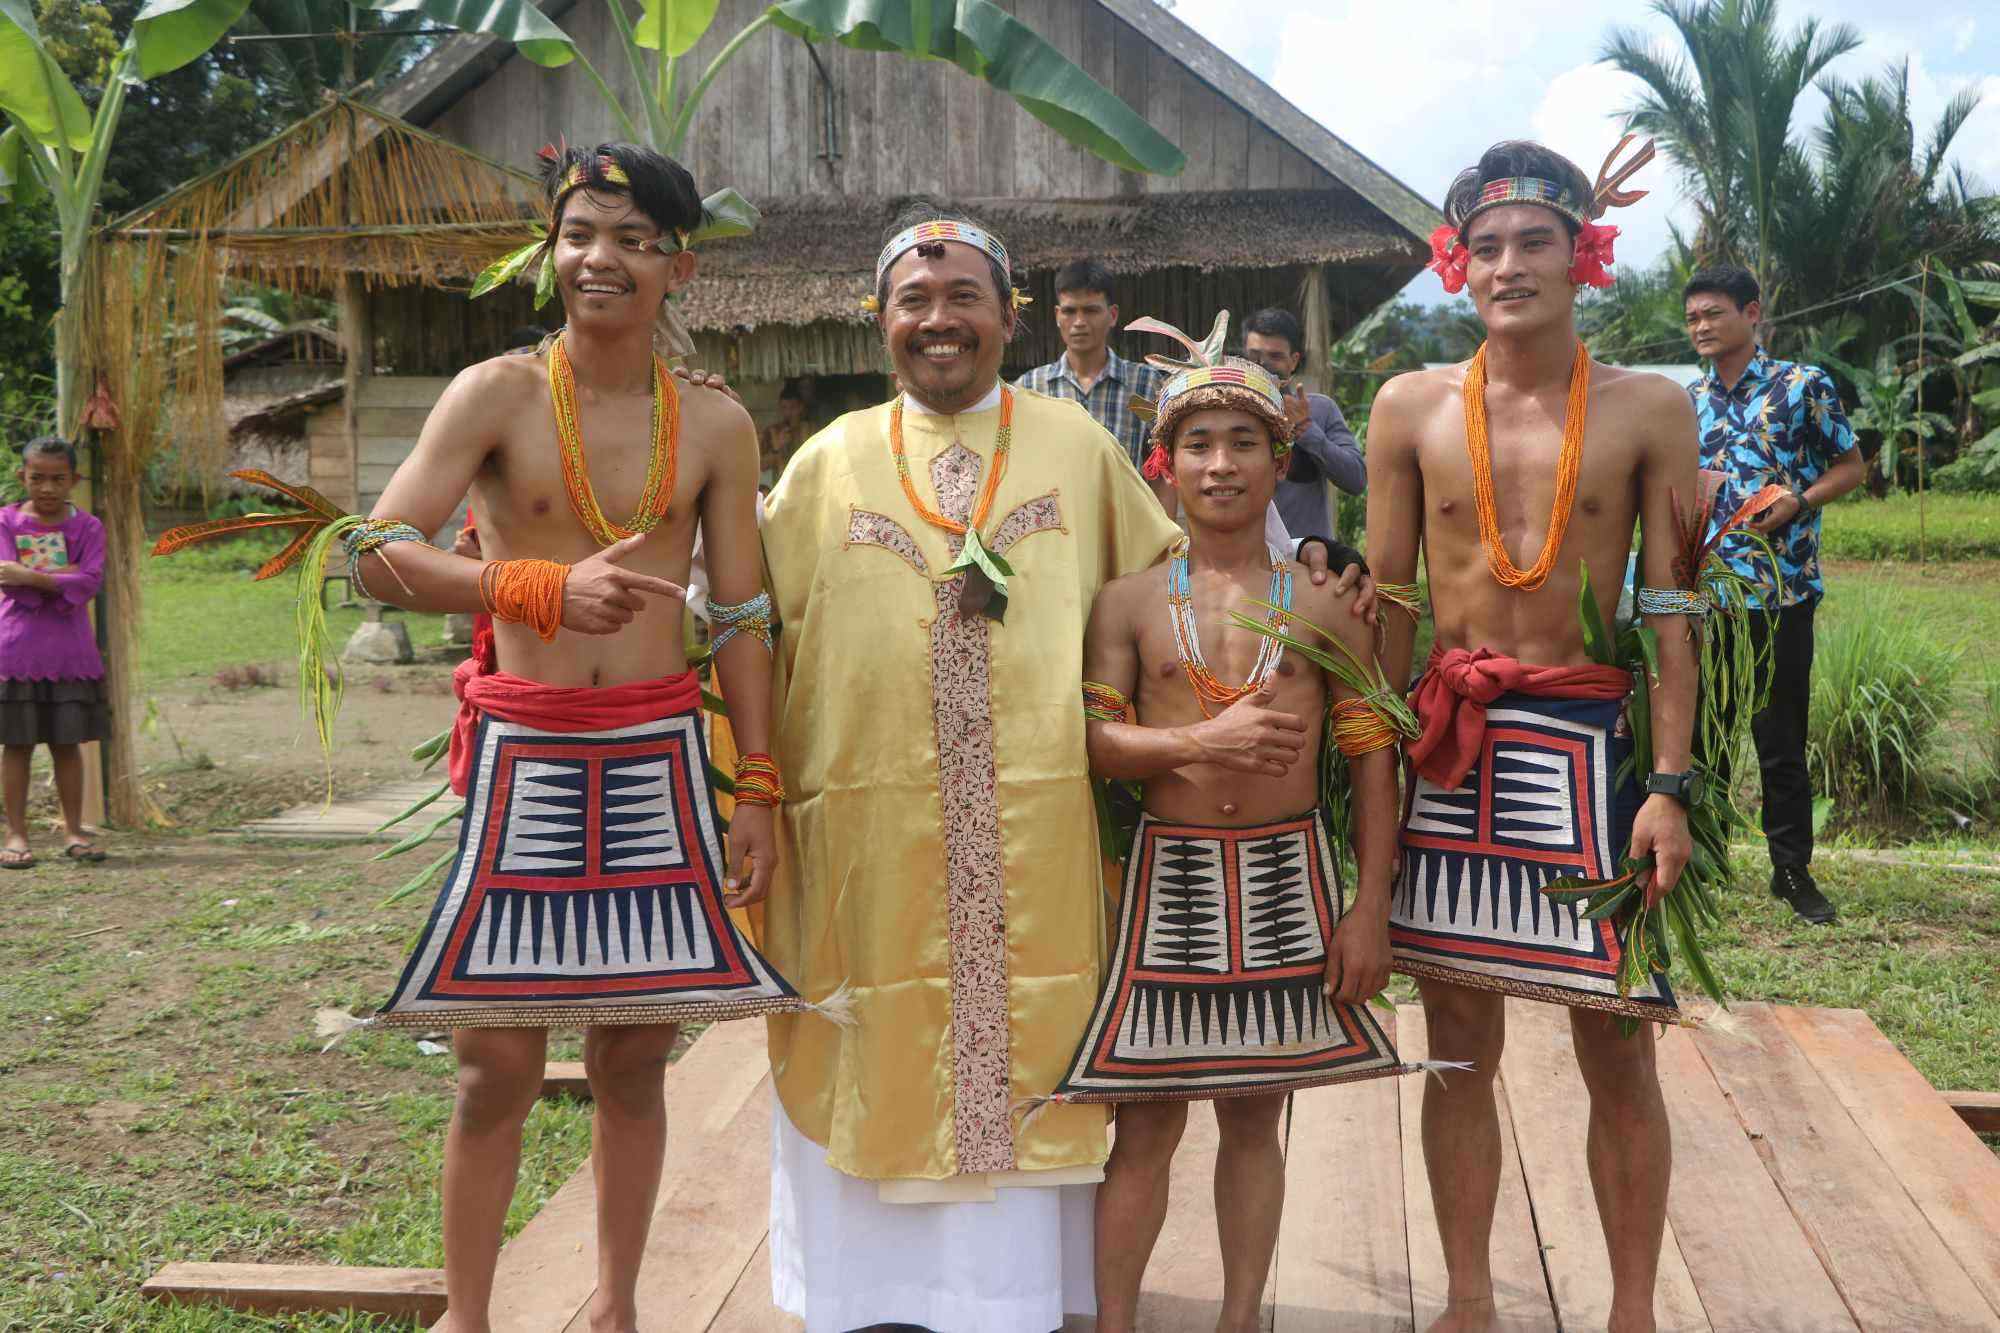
[1160,0,2000,304]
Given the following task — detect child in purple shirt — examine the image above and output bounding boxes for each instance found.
[1,436,109,867]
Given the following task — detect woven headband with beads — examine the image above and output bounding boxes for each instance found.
[863,219,1032,312]
[1125,311,1294,479]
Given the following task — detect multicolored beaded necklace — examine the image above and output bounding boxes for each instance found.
[1167,538,1294,717]
[547,332,679,548]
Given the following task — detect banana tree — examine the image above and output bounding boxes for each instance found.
[467,0,1184,298]
[0,0,580,432]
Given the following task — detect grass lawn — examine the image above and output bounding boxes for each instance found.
[143,541,448,687]
[1820,491,2000,563]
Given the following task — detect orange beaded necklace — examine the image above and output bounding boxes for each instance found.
[547,333,679,547]
[1462,341,1589,592]
[887,387,1013,539]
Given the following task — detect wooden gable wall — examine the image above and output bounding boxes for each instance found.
[427,0,1338,202]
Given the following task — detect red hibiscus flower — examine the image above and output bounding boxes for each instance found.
[1569,221,1619,288]
[1427,224,1470,294]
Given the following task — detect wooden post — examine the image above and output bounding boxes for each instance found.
[340,274,372,516]
[74,451,105,830]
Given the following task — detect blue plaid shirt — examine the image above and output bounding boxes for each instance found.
[1015,349,1166,471]
[1690,346,1857,608]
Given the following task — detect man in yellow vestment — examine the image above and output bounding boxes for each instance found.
[756,204,1180,1331]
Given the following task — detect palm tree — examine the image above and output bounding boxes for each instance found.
[1601,0,1862,312]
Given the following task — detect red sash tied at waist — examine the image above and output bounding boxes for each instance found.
[448,640,701,795]
[1406,645,1631,792]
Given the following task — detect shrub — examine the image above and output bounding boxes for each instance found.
[1818,493,2000,562]
[1808,593,1961,811]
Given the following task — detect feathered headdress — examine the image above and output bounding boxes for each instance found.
[1428,134,1656,293]
[1126,311,1294,480]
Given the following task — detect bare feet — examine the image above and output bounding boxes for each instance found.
[585,1292,637,1333]
[1427,1294,1498,1333]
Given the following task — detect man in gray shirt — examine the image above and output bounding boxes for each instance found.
[1242,307,1366,539]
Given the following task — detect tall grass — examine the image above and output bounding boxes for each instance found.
[1808,592,1962,811]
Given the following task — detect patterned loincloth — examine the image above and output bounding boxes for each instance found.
[1050,810,1402,1102]
[375,709,804,1029]
[1390,693,1677,1021]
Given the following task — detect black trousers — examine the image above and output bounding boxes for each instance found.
[1715,599,1817,870]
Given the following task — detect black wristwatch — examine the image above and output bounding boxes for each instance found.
[1645,769,1701,807]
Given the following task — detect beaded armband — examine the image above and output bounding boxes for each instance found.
[1375,581,1425,619]
[1082,681,1130,723]
[733,752,786,807]
[341,519,430,600]
[478,558,568,643]
[708,591,776,654]
[1331,697,1400,758]
[1636,586,1709,617]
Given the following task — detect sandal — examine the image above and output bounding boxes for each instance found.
[0,848,33,870]
[62,842,106,863]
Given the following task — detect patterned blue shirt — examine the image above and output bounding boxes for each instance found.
[1690,346,1856,607]
[1015,349,1166,471]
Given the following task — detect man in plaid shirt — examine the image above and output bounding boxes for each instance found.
[1015,260,1167,493]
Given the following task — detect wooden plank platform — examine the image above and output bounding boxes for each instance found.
[237,779,457,843]
[369,1003,2000,1329]
[141,1262,446,1320]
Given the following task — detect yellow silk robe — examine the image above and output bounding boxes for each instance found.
[761,388,1181,1181]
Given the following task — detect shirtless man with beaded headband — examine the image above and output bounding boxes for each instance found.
[1368,138,1699,1333]
[1070,313,1411,1333]
[347,141,813,1333]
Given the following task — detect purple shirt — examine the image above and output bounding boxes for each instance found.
[0,503,106,682]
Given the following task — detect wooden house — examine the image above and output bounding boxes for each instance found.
[218,0,1440,516]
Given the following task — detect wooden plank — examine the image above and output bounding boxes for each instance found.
[1076,2,1119,200]
[1395,1005,1554,1332]
[357,377,453,409]
[1144,37,1183,195]
[615,1052,779,1331]
[1177,72,1218,192]
[1652,1025,1857,1333]
[541,1061,590,1100]
[1212,99,1252,193]
[768,19,808,198]
[1773,1006,2000,1321]
[1109,11,1149,199]
[838,38,877,197]
[1694,1003,1997,1331]
[1272,1068,1411,1330]
[1009,0,1055,198]
[142,1263,446,1321]
[1946,1091,2000,1134]
[436,1019,774,1332]
[706,1237,797,1332]
[1497,1000,1709,1332]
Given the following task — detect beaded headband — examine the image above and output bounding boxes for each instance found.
[1427,135,1656,294]
[1126,311,1294,478]
[863,218,1032,312]
[550,155,691,252]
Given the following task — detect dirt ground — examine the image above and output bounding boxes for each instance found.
[20,649,467,840]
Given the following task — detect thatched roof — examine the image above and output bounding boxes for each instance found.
[678,189,1421,331]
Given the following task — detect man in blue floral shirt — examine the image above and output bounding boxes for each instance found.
[1685,264,1865,924]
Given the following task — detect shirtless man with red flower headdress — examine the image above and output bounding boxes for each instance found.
[1369,139,1701,1333]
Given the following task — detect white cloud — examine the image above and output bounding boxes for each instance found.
[1953,18,1976,56]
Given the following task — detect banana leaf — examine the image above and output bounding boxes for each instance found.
[128,0,253,79]
[766,0,1185,177]
[0,0,93,150]
[349,0,577,65]
[635,0,722,54]
[0,125,51,207]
